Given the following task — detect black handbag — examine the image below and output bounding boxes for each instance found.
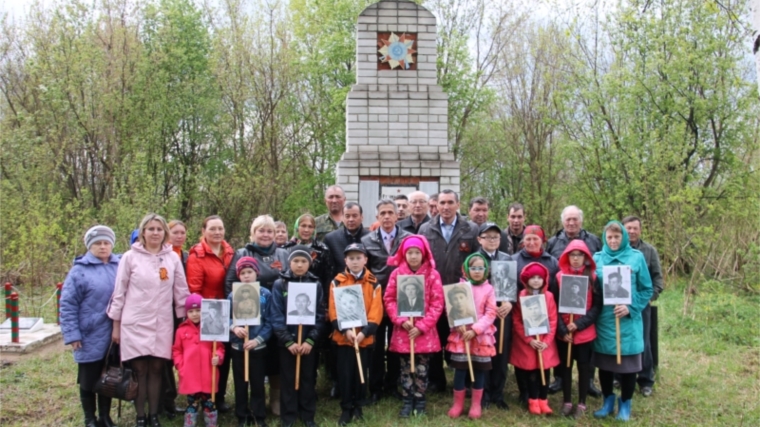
[93,343,138,401]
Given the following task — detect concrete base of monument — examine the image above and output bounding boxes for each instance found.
[0,323,62,357]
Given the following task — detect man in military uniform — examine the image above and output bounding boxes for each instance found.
[315,185,346,242]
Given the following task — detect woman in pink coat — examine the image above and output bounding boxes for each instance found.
[384,235,444,418]
[445,253,497,420]
[108,213,190,427]
[172,294,225,427]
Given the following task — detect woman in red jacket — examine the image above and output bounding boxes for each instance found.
[186,215,234,411]
[173,294,225,427]
[510,262,559,416]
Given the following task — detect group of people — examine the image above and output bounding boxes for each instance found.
[59,185,664,427]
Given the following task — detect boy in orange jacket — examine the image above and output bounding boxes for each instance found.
[328,243,384,426]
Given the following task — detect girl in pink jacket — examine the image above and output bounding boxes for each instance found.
[446,253,498,420]
[384,235,444,418]
[172,294,225,427]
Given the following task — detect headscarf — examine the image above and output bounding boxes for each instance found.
[600,220,631,258]
[462,252,489,285]
[386,235,436,270]
[293,214,315,243]
[523,225,546,242]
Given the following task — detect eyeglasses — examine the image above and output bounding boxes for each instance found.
[479,236,500,241]
[470,267,486,271]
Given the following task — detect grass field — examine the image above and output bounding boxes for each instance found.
[1,283,758,426]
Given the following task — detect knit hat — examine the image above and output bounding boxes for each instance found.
[84,225,116,249]
[523,225,546,242]
[236,256,260,276]
[288,245,313,266]
[185,293,202,311]
[520,262,549,289]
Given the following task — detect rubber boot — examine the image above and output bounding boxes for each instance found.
[97,394,116,427]
[203,410,218,427]
[447,390,466,418]
[468,389,484,419]
[183,411,198,427]
[80,390,98,427]
[594,394,616,418]
[398,396,413,418]
[413,396,426,416]
[616,397,632,421]
[528,399,541,415]
[538,399,553,415]
[269,375,281,416]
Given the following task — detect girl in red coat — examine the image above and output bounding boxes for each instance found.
[511,262,559,416]
[445,253,498,420]
[555,240,601,418]
[172,294,225,427]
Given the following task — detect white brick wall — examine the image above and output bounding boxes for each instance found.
[337,0,461,205]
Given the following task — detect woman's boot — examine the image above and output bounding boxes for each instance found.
[594,394,616,418]
[97,394,116,427]
[616,397,632,421]
[468,389,484,419]
[79,389,98,427]
[447,390,466,418]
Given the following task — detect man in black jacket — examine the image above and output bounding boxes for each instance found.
[362,199,411,402]
[397,191,431,234]
[418,189,480,392]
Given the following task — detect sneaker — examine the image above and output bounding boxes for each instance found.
[561,403,573,417]
[641,386,653,397]
[574,403,587,419]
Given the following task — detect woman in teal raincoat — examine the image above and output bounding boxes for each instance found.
[591,221,652,422]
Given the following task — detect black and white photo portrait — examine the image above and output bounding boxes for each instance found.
[602,265,632,305]
[397,275,425,317]
[233,282,261,326]
[286,282,318,325]
[491,260,517,302]
[558,275,589,315]
[201,299,230,342]
[334,285,368,330]
[443,283,477,327]
[519,294,549,336]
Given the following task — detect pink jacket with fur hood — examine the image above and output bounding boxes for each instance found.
[445,279,498,357]
[384,235,445,354]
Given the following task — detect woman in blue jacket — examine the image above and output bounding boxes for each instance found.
[60,226,120,427]
[592,221,653,421]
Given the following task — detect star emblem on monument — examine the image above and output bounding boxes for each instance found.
[378,32,416,69]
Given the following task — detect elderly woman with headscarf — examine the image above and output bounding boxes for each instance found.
[591,221,652,422]
[108,213,190,427]
[60,226,120,427]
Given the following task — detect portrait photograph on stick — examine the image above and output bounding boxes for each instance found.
[519,294,549,336]
[443,283,477,327]
[491,260,517,302]
[286,282,318,325]
[200,299,230,342]
[397,275,425,317]
[334,284,368,330]
[558,275,589,315]
[602,265,632,305]
[232,282,261,326]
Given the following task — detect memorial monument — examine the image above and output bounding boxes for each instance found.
[335,0,460,225]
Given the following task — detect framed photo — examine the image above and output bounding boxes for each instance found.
[397,275,425,317]
[491,260,517,302]
[558,275,589,315]
[334,285,368,330]
[443,283,477,327]
[602,265,632,305]
[287,282,318,325]
[232,282,261,326]
[519,294,549,336]
[201,299,230,342]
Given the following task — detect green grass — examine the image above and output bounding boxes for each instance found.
[1,283,759,426]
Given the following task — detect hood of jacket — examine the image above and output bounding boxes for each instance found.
[130,242,174,256]
[558,239,596,273]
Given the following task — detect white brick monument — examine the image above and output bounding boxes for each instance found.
[335,0,460,225]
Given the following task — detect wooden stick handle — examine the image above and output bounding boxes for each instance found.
[212,341,217,402]
[410,317,415,373]
[245,325,249,382]
[465,339,474,382]
[537,335,545,386]
[355,337,365,384]
[616,316,621,364]
[296,325,302,390]
[498,302,505,354]
[567,314,574,368]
